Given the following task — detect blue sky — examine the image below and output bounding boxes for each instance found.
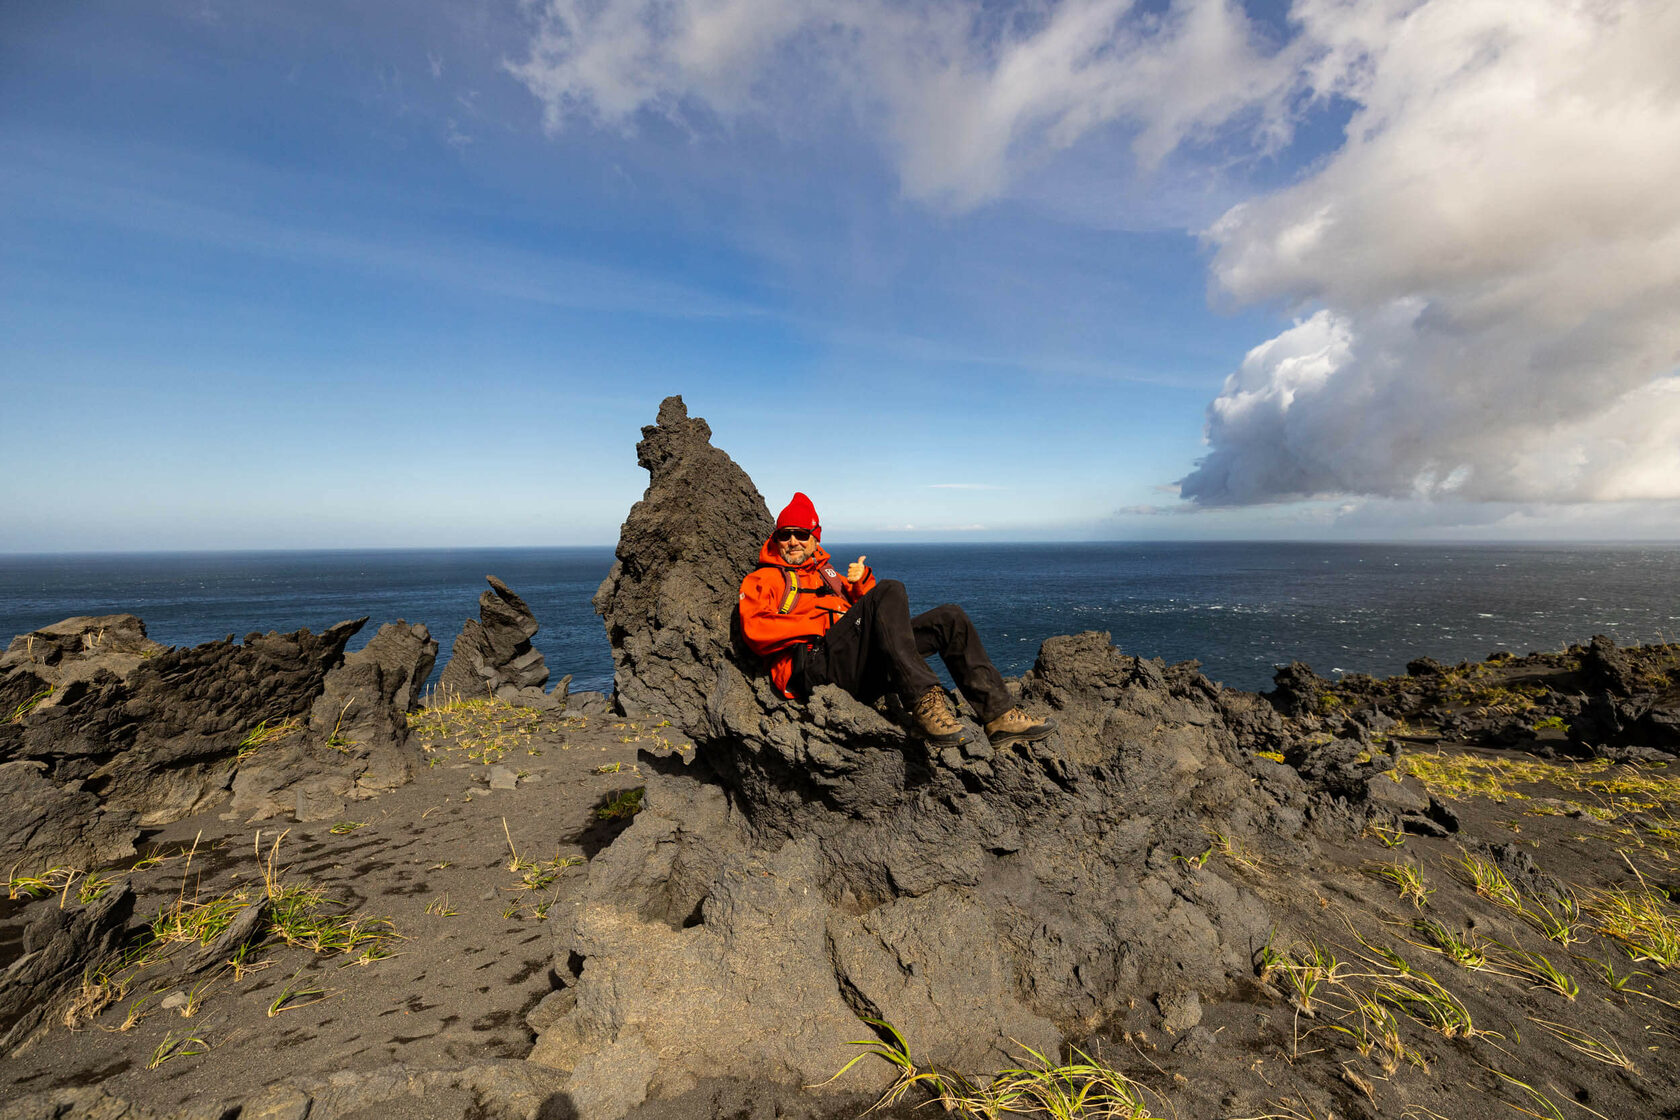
[4,0,1678,550]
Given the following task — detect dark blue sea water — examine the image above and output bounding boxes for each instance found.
[2,544,1678,696]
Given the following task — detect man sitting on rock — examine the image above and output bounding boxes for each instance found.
[738,492,1056,748]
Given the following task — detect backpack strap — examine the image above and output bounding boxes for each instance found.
[759,563,849,615]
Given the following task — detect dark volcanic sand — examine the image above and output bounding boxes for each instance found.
[1,710,677,1117]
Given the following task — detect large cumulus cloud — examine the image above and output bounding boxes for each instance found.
[506,0,1680,508]
[1183,0,1680,505]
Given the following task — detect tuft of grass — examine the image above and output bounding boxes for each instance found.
[812,1016,954,1114]
[227,941,272,981]
[1583,953,1648,995]
[1478,1063,1569,1120]
[149,889,251,947]
[1366,822,1407,849]
[7,867,62,901]
[147,1029,210,1069]
[118,989,156,1032]
[260,831,399,954]
[1209,830,1263,872]
[1408,918,1486,969]
[1274,941,1343,1017]
[424,894,458,917]
[816,1019,1163,1119]
[1486,941,1578,999]
[961,1044,1162,1120]
[234,716,301,762]
[328,821,365,835]
[1376,968,1485,1039]
[267,967,333,1017]
[7,685,54,724]
[1527,1017,1637,1073]
[1322,988,1428,1076]
[1365,860,1433,909]
[180,976,215,1018]
[1522,894,1585,946]
[1457,851,1525,910]
[1583,883,1680,968]
[594,787,645,822]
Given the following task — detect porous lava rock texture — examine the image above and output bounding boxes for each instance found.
[0,612,451,863]
[0,884,134,1054]
[439,576,560,708]
[232,619,441,822]
[0,616,367,868]
[593,394,774,722]
[532,399,1341,1119]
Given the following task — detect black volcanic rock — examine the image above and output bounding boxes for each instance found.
[230,620,442,822]
[0,761,139,875]
[532,400,1341,1116]
[0,883,134,1054]
[1584,634,1641,696]
[0,618,365,865]
[308,620,438,780]
[1266,660,1330,719]
[592,395,774,722]
[440,577,557,708]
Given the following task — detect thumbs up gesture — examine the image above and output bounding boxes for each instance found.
[846,555,867,582]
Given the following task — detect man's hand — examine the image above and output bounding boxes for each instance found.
[846,555,867,582]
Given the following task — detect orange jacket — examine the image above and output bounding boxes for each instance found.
[738,537,875,698]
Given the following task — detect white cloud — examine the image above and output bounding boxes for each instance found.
[1183,0,1680,506]
[505,0,1680,513]
[506,0,1302,207]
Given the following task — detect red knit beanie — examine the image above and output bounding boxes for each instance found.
[775,492,821,541]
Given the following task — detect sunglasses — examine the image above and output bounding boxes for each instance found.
[773,527,813,542]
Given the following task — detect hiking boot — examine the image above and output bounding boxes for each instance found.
[984,707,1057,748]
[912,687,966,746]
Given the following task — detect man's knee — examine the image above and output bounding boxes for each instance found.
[926,603,970,628]
[873,579,907,603]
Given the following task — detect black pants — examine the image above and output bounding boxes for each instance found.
[794,580,1013,723]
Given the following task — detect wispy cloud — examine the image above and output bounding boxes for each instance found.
[506,0,1304,209]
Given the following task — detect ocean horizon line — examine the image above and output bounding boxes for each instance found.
[7,538,1680,561]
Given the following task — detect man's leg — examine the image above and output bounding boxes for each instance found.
[910,604,1013,722]
[913,603,1057,746]
[802,580,940,703]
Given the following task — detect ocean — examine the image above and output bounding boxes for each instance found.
[2,543,1678,696]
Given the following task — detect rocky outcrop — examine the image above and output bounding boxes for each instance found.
[309,620,437,756]
[1266,660,1330,719]
[440,577,562,709]
[592,395,774,723]
[533,399,1355,1118]
[536,637,1315,1117]
[0,884,134,1055]
[0,760,139,874]
[0,617,366,867]
[0,612,450,862]
[0,615,164,716]
[231,620,440,822]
